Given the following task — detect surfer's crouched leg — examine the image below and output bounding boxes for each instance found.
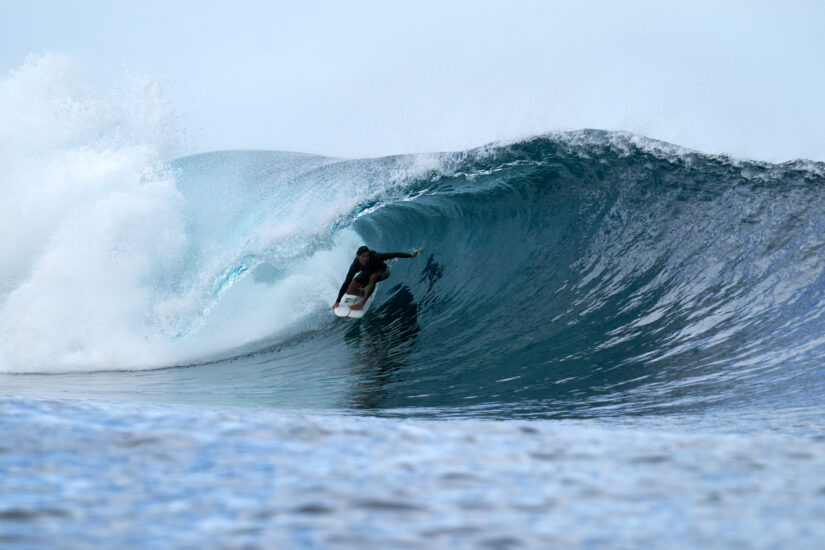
[349,270,388,296]
[363,272,381,296]
[367,269,389,289]
[358,270,388,306]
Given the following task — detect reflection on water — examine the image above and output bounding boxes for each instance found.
[344,284,420,409]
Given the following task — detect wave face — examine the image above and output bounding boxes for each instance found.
[342,134,825,415]
[6,136,825,417]
[3,56,825,417]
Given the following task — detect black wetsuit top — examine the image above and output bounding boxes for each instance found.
[336,251,412,302]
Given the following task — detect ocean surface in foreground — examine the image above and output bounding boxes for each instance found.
[3,396,825,549]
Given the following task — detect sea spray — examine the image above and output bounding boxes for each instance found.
[0,54,189,371]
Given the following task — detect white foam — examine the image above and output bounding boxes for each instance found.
[176,230,362,361]
[0,55,371,373]
[0,55,184,372]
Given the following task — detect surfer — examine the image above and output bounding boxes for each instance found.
[334,246,423,311]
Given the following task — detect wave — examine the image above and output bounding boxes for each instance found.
[3,54,825,417]
[344,133,825,414]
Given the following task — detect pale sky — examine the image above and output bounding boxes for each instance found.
[2,0,824,161]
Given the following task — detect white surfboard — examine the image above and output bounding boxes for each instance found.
[334,292,374,318]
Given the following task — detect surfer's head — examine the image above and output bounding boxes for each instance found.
[357,246,371,265]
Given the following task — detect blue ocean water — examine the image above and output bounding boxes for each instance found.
[2,58,825,547]
[2,132,825,548]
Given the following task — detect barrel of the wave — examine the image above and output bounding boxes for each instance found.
[333,246,423,318]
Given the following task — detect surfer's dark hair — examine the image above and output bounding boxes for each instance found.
[357,246,370,255]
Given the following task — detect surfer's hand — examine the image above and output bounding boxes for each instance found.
[350,302,363,311]
[333,302,339,309]
[411,247,423,258]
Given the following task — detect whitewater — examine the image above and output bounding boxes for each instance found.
[2,54,824,549]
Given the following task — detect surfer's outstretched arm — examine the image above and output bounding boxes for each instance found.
[373,248,423,261]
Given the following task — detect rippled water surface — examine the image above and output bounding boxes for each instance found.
[3,397,825,549]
